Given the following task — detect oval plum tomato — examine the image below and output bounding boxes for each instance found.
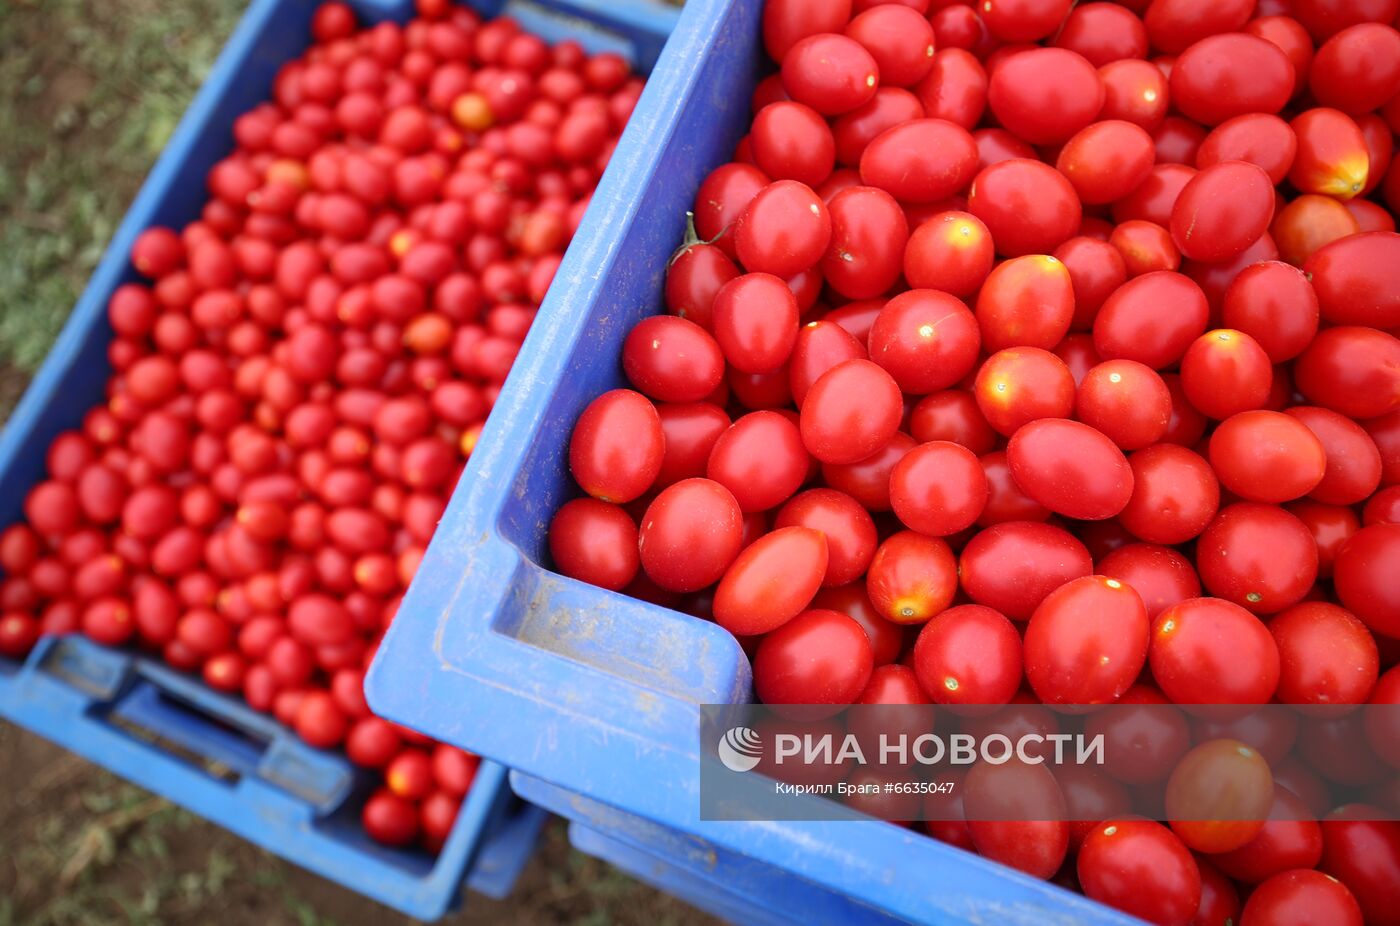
[569,389,663,503]
[1209,410,1327,504]
[959,521,1092,620]
[967,159,1082,257]
[774,489,876,588]
[1289,108,1369,200]
[822,186,907,299]
[1057,120,1155,205]
[860,119,979,205]
[1286,406,1383,506]
[1150,597,1281,704]
[713,526,827,636]
[548,498,639,591]
[706,411,809,513]
[1333,524,1400,637]
[1170,34,1295,126]
[656,403,730,487]
[1099,59,1169,131]
[1167,739,1274,853]
[913,604,1022,706]
[1078,820,1202,926]
[788,321,865,407]
[1242,869,1364,926]
[1196,503,1319,615]
[1025,576,1149,704]
[833,88,927,167]
[811,582,904,666]
[781,33,879,117]
[1290,499,1360,577]
[1180,329,1273,420]
[1270,602,1379,706]
[890,441,988,537]
[977,451,1052,526]
[904,212,995,298]
[1144,0,1252,51]
[915,48,989,130]
[1220,261,1319,363]
[1209,787,1322,886]
[1006,418,1133,521]
[987,48,1103,145]
[637,478,744,593]
[821,431,915,512]
[1310,24,1400,115]
[1305,232,1400,329]
[1294,326,1400,421]
[1108,220,1181,277]
[844,5,936,88]
[973,127,1036,170]
[974,255,1074,352]
[1272,195,1361,267]
[1076,360,1172,450]
[693,163,770,260]
[964,761,1069,880]
[1055,236,1128,329]
[733,180,831,279]
[865,530,957,625]
[1113,163,1196,227]
[799,359,901,464]
[974,348,1075,437]
[622,315,724,402]
[1093,271,1209,370]
[762,0,852,61]
[711,272,799,374]
[1119,444,1220,544]
[753,609,873,705]
[868,290,981,395]
[1170,161,1275,264]
[1098,544,1201,619]
[1053,3,1147,65]
[1197,114,1297,186]
[749,102,835,189]
[981,0,1070,42]
[1318,807,1400,926]
[910,390,997,455]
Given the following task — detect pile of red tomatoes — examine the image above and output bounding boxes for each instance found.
[0,0,641,850]
[548,0,1400,923]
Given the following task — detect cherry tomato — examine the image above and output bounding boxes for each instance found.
[707,411,809,514]
[1167,738,1274,853]
[1197,503,1319,615]
[1197,114,1297,185]
[959,520,1092,620]
[1179,329,1273,421]
[800,359,902,464]
[868,290,981,394]
[975,347,1076,437]
[1057,120,1155,205]
[1119,444,1219,544]
[844,5,935,88]
[1098,544,1201,619]
[1076,360,1172,450]
[713,526,827,636]
[811,582,905,666]
[1099,59,1170,130]
[1054,3,1147,65]
[1220,261,1319,363]
[733,180,831,278]
[775,489,877,587]
[1318,807,1400,926]
[753,609,873,705]
[915,49,989,130]
[1025,576,1149,704]
[1094,271,1209,370]
[781,33,879,116]
[762,0,852,61]
[1305,232,1400,329]
[987,48,1104,145]
[1170,161,1276,264]
[569,389,663,503]
[910,390,997,455]
[1286,406,1383,506]
[693,163,770,260]
[656,402,730,487]
[622,315,724,403]
[1295,326,1400,422]
[750,102,836,188]
[981,0,1070,42]
[1170,34,1295,126]
[711,272,799,374]
[1007,418,1134,521]
[1273,195,1361,268]
[861,119,979,204]
[1150,597,1281,703]
[788,321,865,408]
[821,431,915,512]
[1270,602,1380,707]
[964,761,1069,880]
[822,186,908,299]
[1333,524,1400,638]
[912,604,1021,706]
[832,88,926,167]
[974,255,1074,352]
[1054,236,1128,330]
[1078,819,1202,926]
[890,441,988,537]
[1209,410,1327,504]
[967,159,1082,257]
[638,478,744,593]
[1109,220,1181,277]
[1241,869,1364,926]
[865,530,957,624]
[1310,24,1400,115]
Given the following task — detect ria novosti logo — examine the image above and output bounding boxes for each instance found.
[717,726,763,772]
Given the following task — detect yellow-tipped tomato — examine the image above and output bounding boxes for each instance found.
[974,347,1075,436]
[865,530,957,624]
[973,254,1074,352]
[1289,108,1370,200]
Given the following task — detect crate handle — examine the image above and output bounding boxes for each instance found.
[36,637,355,814]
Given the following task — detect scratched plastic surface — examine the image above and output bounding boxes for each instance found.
[363,0,1145,922]
[0,0,683,918]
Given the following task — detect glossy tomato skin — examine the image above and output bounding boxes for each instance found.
[1076,360,1172,450]
[569,389,663,503]
[750,102,836,188]
[967,159,1082,257]
[1098,544,1201,619]
[1099,59,1170,131]
[1318,807,1400,926]
[1305,232,1400,329]
[977,451,1053,526]
[910,389,997,454]
[781,33,879,117]
[1170,33,1296,126]
[1270,602,1379,706]
[1197,114,1297,185]
[1273,195,1361,268]
[822,431,915,512]
[1220,261,1319,363]
[1286,406,1383,506]
[693,163,769,260]
[811,582,904,666]
[1294,326,1400,422]
[1180,329,1273,420]
[706,411,810,513]
[753,609,874,705]
[861,119,979,204]
[958,520,1092,620]
[1055,236,1128,329]
[1150,597,1281,703]
[1290,108,1370,200]
[713,526,828,636]
[548,499,639,591]
[832,88,924,167]
[1110,220,1181,277]
[1093,271,1209,370]
[1007,418,1134,521]
[1209,410,1327,504]
[1077,819,1202,926]
[868,290,981,394]
[666,243,739,331]
[1310,23,1400,115]
[655,402,730,487]
[964,762,1069,880]
[761,0,852,61]
[1025,576,1150,704]
[912,604,1022,705]
[800,359,902,465]
[822,186,907,300]
[1170,161,1276,264]
[845,6,936,88]
[734,180,831,279]
[865,530,957,624]
[1053,3,1147,65]
[1119,444,1219,544]
[1145,0,1252,52]
[974,255,1075,352]
[987,48,1104,146]
[975,348,1076,437]
[916,48,989,130]
[1057,120,1155,205]
[774,489,877,588]
[789,320,865,408]
[711,272,799,375]
[889,441,988,537]
[1196,503,1319,615]
[1333,524,1400,638]
[982,0,1071,43]
[1114,163,1196,226]
[903,211,995,297]
[622,316,725,403]
[1241,869,1365,926]
[638,478,744,593]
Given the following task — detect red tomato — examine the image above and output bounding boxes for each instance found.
[987,48,1104,145]
[1333,523,1400,638]
[781,33,880,116]
[1145,0,1252,52]
[1076,360,1172,450]
[1098,544,1201,619]
[1197,114,1297,185]
[1273,195,1362,268]
[904,212,995,297]
[915,49,989,130]
[638,478,744,593]
[733,180,831,278]
[761,0,852,61]
[711,272,799,374]
[1094,271,1209,370]
[1197,503,1319,615]
[1078,819,1202,926]
[974,255,1075,351]
[821,431,915,512]
[774,489,878,588]
[753,609,873,705]
[1209,410,1327,504]
[1007,418,1134,521]
[1310,24,1400,115]
[1166,739,1274,853]
[845,6,937,88]
[910,390,997,455]
[622,316,724,403]
[788,321,865,408]
[706,411,809,513]
[865,530,957,624]
[912,604,1022,705]
[1109,220,1181,277]
[1294,326,1400,422]
[967,159,1082,257]
[868,290,981,394]
[1170,161,1276,264]
[832,88,925,167]
[890,441,988,537]
[958,520,1092,620]
[981,0,1071,42]
[964,762,1069,880]
[713,526,827,636]
[1318,807,1400,926]
[750,102,836,188]
[860,119,979,204]
[1286,406,1384,506]
[1055,236,1128,329]
[1150,597,1281,703]
[822,186,908,299]
[1053,3,1148,65]
[1057,120,1155,205]
[655,402,730,487]
[569,389,663,503]
[975,347,1076,437]
[1220,261,1319,363]
[1289,109,1370,200]
[1098,59,1170,130]
[1114,163,1196,227]
[693,163,769,259]
[1180,329,1273,421]
[1305,232,1400,329]
[1241,869,1364,926]
[977,451,1053,526]
[1119,444,1220,544]
[811,582,905,666]
[1271,602,1379,706]
[1169,34,1295,126]
[800,359,902,464]
[1025,576,1149,704]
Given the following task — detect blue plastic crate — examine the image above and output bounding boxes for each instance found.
[363,0,1143,923]
[0,0,681,918]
